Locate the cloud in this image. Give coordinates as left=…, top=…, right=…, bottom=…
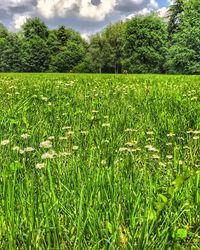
left=157, top=6, right=168, bottom=18
left=0, top=0, right=169, bottom=34
left=36, top=0, right=117, bottom=21
left=1, top=0, right=35, bottom=9
left=126, top=0, right=159, bottom=19
left=12, top=13, right=30, bottom=29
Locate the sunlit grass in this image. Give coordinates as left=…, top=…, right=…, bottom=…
left=0, top=73, right=199, bottom=249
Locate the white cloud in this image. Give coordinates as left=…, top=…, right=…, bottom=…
left=126, top=7, right=150, bottom=19
left=168, top=0, right=174, bottom=5
left=12, top=14, right=30, bottom=30
left=81, top=32, right=90, bottom=42
left=37, top=0, right=117, bottom=21
left=148, top=0, right=158, bottom=9
left=1, top=0, right=33, bottom=9
left=157, top=7, right=168, bottom=18
left=1, top=0, right=165, bottom=34
left=79, top=0, right=117, bottom=20
left=126, top=0, right=158, bottom=19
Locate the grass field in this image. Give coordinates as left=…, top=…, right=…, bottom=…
left=0, top=73, right=199, bottom=249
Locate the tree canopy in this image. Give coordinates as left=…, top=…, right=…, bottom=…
left=0, top=0, right=199, bottom=74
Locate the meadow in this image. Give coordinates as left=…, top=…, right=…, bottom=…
left=0, top=73, right=199, bottom=249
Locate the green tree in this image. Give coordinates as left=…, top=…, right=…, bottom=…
left=3, top=34, right=22, bottom=72
left=88, top=34, right=113, bottom=73
left=20, top=18, right=50, bottom=72
left=48, top=26, right=87, bottom=72
left=168, top=0, right=185, bottom=39
left=167, top=0, right=200, bottom=74
left=0, top=25, right=22, bottom=72
left=22, top=18, right=49, bottom=40
left=21, top=35, right=50, bottom=72
left=102, top=22, right=126, bottom=73
left=50, top=41, right=85, bottom=72
left=123, top=15, right=168, bottom=73
left=0, top=23, right=9, bottom=38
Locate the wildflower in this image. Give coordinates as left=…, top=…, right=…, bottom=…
left=59, top=152, right=72, bottom=157
left=191, top=96, right=197, bottom=101
left=13, top=146, right=20, bottom=151
left=41, top=96, right=48, bottom=101
left=124, top=128, right=137, bottom=132
left=59, top=137, right=68, bottom=140
left=167, top=155, right=173, bottom=160
left=167, top=133, right=175, bottom=137
left=67, top=131, right=74, bottom=135
left=21, top=133, right=30, bottom=139
left=1, top=140, right=10, bottom=146
left=101, top=160, right=107, bottom=165
left=92, top=110, right=98, bottom=113
left=124, top=128, right=133, bottom=132
left=147, top=131, right=154, bottom=135
left=48, top=136, right=55, bottom=140
left=24, top=147, right=35, bottom=152
left=42, top=151, right=56, bottom=159
left=145, top=145, right=158, bottom=152
left=80, top=131, right=88, bottom=135
left=128, top=148, right=137, bottom=152
left=36, top=163, right=45, bottom=169
left=152, top=154, right=160, bottom=160
left=119, top=147, right=128, bottom=152
left=19, top=149, right=25, bottom=154
left=102, top=139, right=109, bottom=144
left=62, top=126, right=72, bottom=130
left=72, top=145, right=79, bottom=151
left=102, top=123, right=110, bottom=127
left=39, top=140, right=52, bottom=149
left=193, top=136, right=199, bottom=140
left=193, top=130, right=200, bottom=134
left=179, top=160, right=184, bottom=165
left=125, top=142, right=134, bottom=147
left=159, top=162, right=166, bottom=167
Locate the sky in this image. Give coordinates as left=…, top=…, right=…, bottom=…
left=0, top=0, right=171, bottom=36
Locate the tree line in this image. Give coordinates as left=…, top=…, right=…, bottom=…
left=0, top=0, right=199, bottom=74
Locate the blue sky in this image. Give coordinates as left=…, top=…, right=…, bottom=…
left=0, top=0, right=170, bottom=36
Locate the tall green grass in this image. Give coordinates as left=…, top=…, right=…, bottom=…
left=0, top=74, right=199, bottom=249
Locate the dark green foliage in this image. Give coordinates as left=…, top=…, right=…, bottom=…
left=0, top=0, right=200, bottom=75
left=168, top=0, right=185, bottom=39
left=0, top=23, right=9, bottom=38
left=167, top=0, right=200, bottom=74
left=21, top=36, right=50, bottom=72
left=50, top=41, right=85, bottom=72
left=0, top=27, right=22, bottom=72
left=88, top=34, right=114, bottom=73
left=47, top=26, right=86, bottom=72
left=123, top=15, right=168, bottom=73
left=102, top=22, right=126, bottom=73
left=22, top=18, right=49, bottom=39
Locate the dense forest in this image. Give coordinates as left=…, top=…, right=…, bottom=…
left=0, top=0, right=199, bottom=74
